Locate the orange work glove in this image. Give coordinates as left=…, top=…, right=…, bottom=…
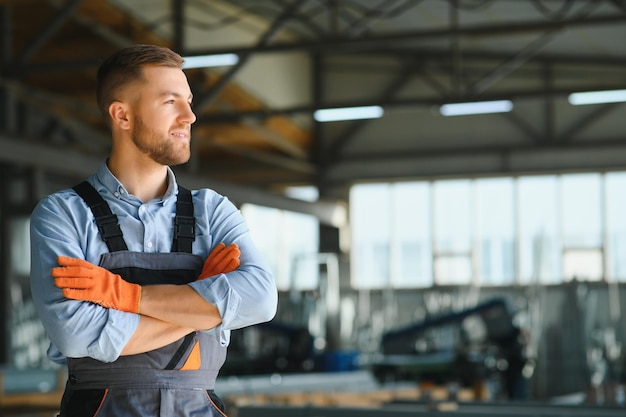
left=52, top=256, right=141, bottom=313
left=198, top=243, right=240, bottom=280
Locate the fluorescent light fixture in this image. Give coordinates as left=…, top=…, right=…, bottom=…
left=313, top=105, right=384, bottom=122
left=568, top=89, right=626, bottom=105
left=439, top=100, right=513, bottom=116
left=182, top=53, right=239, bottom=69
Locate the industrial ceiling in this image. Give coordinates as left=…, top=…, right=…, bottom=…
left=1, top=0, right=626, bottom=210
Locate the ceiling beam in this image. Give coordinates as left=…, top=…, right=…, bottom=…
left=193, top=0, right=310, bottom=113
left=17, top=46, right=626, bottom=76
left=327, top=61, right=416, bottom=160
left=467, top=31, right=556, bottom=96
left=198, top=83, right=626, bottom=123
left=184, top=13, right=626, bottom=57
left=339, top=135, right=626, bottom=163
left=502, top=112, right=543, bottom=144
left=557, top=103, right=622, bottom=143
left=243, top=122, right=309, bottom=159
left=0, top=77, right=109, bottom=150
left=46, top=0, right=146, bottom=50
left=324, top=137, right=626, bottom=183
left=17, top=0, right=85, bottom=64
left=205, top=140, right=316, bottom=174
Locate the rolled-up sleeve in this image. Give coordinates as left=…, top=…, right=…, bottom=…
left=30, top=195, right=139, bottom=363
left=188, top=191, right=278, bottom=344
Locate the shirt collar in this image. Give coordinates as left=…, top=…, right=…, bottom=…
left=95, top=161, right=179, bottom=204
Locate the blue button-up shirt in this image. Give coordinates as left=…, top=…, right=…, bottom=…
left=30, top=162, right=277, bottom=364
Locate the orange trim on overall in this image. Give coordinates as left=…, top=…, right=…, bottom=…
left=180, top=341, right=202, bottom=370
left=92, top=388, right=109, bottom=416
left=206, top=391, right=228, bottom=417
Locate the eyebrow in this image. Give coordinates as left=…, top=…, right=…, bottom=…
left=159, top=91, right=194, bottom=101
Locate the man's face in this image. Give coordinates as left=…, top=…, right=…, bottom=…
left=129, top=65, right=196, bottom=166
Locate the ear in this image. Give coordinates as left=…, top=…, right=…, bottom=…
left=108, top=101, right=131, bottom=130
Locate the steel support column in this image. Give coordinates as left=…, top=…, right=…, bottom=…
left=0, top=165, right=8, bottom=364
left=172, top=0, right=184, bottom=53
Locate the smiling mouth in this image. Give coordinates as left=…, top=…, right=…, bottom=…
left=171, top=131, right=190, bottom=140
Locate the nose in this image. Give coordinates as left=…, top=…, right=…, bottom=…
left=180, top=103, right=196, bottom=125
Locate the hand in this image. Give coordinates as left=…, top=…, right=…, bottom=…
left=198, top=243, right=240, bottom=280
left=52, top=256, right=141, bottom=313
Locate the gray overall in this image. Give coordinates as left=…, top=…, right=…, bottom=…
left=59, top=182, right=228, bottom=417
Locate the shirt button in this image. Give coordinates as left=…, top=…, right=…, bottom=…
left=147, top=242, right=153, bottom=248
left=114, top=192, right=120, bottom=198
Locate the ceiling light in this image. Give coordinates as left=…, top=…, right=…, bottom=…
left=568, top=89, right=626, bottom=105
left=313, top=105, right=384, bottom=122
left=182, top=53, right=239, bottom=69
left=439, top=100, right=513, bottom=116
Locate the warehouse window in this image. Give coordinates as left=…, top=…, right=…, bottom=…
left=605, top=172, right=626, bottom=280
left=560, top=174, right=603, bottom=281
left=241, top=204, right=319, bottom=291
left=433, top=180, right=472, bottom=285
left=350, top=183, right=391, bottom=288
left=392, top=182, right=432, bottom=288
left=517, top=176, right=560, bottom=284
left=475, top=178, right=515, bottom=285
left=351, top=172, right=624, bottom=288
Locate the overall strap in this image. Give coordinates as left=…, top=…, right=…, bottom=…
left=164, top=332, right=196, bottom=370
left=172, top=185, right=195, bottom=253
left=72, top=181, right=128, bottom=253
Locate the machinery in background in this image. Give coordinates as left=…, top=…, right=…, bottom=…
left=221, top=252, right=356, bottom=376
left=371, top=298, right=531, bottom=400
left=221, top=297, right=531, bottom=401
left=220, top=321, right=317, bottom=376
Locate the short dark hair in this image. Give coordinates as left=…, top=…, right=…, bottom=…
left=96, top=44, right=184, bottom=126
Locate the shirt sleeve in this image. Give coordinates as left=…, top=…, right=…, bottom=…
left=30, top=194, right=139, bottom=363
left=188, top=191, right=277, bottom=342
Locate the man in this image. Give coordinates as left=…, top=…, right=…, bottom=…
left=30, top=44, right=277, bottom=416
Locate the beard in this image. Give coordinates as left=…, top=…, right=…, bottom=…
left=131, top=116, right=191, bottom=166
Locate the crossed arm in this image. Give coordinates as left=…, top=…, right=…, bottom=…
left=52, top=243, right=240, bottom=355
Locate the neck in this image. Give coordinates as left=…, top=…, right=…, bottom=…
left=107, top=153, right=169, bottom=202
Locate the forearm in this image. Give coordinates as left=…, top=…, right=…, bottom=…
left=121, top=314, right=195, bottom=356
left=189, top=268, right=276, bottom=331
left=139, top=285, right=222, bottom=330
